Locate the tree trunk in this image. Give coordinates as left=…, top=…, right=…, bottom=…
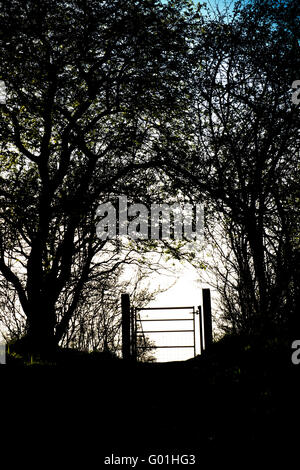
left=24, top=300, right=57, bottom=355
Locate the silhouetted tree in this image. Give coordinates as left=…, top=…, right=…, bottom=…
left=0, top=0, right=197, bottom=353
left=157, top=0, right=300, bottom=337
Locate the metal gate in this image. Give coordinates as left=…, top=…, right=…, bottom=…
left=134, top=306, right=198, bottom=361
left=121, top=289, right=212, bottom=362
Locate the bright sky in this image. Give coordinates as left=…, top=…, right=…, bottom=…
left=144, top=0, right=237, bottom=362
left=141, top=259, right=218, bottom=362
left=147, top=261, right=202, bottom=307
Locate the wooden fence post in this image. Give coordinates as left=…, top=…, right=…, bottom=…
left=121, top=293, right=131, bottom=360
left=202, top=288, right=212, bottom=351
left=198, top=305, right=204, bottom=355
left=131, top=306, right=137, bottom=361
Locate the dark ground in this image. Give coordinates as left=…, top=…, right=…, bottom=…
left=1, top=335, right=299, bottom=467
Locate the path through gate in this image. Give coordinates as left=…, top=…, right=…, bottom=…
left=121, top=289, right=213, bottom=362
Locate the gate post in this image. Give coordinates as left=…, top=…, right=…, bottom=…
left=198, top=305, right=204, bottom=355
left=202, top=288, right=212, bottom=351
left=131, top=306, right=137, bottom=361
left=121, top=293, right=131, bottom=360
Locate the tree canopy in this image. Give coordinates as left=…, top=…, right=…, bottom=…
left=0, top=0, right=198, bottom=353
left=161, top=0, right=300, bottom=337
left=0, top=0, right=299, bottom=355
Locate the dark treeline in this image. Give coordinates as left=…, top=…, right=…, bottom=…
left=0, top=0, right=299, bottom=355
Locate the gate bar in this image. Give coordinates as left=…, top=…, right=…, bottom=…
left=137, top=330, right=195, bottom=333
left=138, top=345, right=194, bottom=349
left=136, top=306, right=195, bottom=311
left=138, top=318, right=194, bottom=322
